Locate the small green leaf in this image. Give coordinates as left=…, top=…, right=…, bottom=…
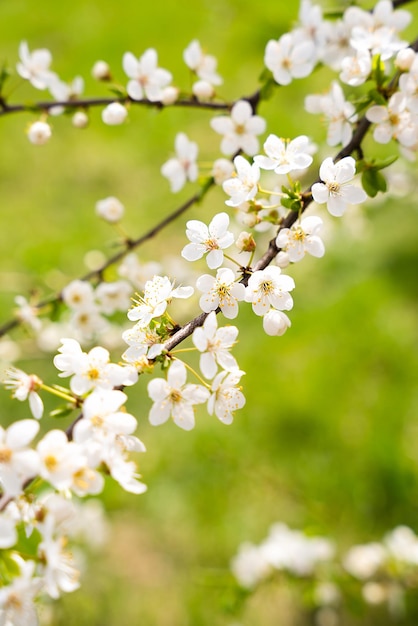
left=50, top=406, right=74, bottom=419
left=372, top=155, right=398, bottom=170
left=362, top=168, right=387, bottom=197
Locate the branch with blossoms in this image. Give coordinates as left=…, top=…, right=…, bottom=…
left=1, top=1, right=418, bottom=624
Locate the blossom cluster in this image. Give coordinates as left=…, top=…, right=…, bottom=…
left=1, top=0, right=417, bottom=623
left=231, top=522, right=418, bottom=621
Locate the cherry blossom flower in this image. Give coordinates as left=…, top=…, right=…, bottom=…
left=264, top=32, right=316, bottom=86
left=311, top=156, right=367, bottom=217
left=53, top=338, right=138, bottom=395
left=254, top=134, right=313, bottom=174
left=0, top=557, right=41, bottom=626
left=102, top=443, right=147, bottom=494
left=275, top=216, right=325, bottom=262
left=127, top=275, right=194, bottom=327
left=147, top=360, right=210, bottom=430
left=196, top=268, right=246, bottom=319
left=73, top=389, right=137, bottom=442
left=366, top=92, right=418, bottom=147
left=37, top=430, right=86, bottom=491
left=192, top=311, right=239, bottom=379
left=305, top=81, right=357, bottom=146
left=245, top=266, right=295, bottom=316
left=183, top=40, right=222, bottom=85
left=212, top=158, right=235, bottom=185
left=48, top=75, right=84, bottom=115
left=62, top=279, right=95, bottom=310
left=123, top=48, right=172, bottom=102
left=210, top=100, right=266, bottom=156
left=161, top=132, right=199, bottom=192
left=339, top=50, right=372, bottom=86
left=207, top=369, right=245, bottom=424
left=27, top=120, right=52, bottom=145
left=118, top=253, right=161, bottom=291
left=95, top=280, right=132, bottom=314
left=95, top=196, right=125, bottom=223
left=343, top=543, right=386, bottom=579
left=38, top=516, right=80, bottom=599
left=263, top=309, right=291, bottom=336
left=2, top=367, right=44, bottom=419
left=222, top=155, right=260, bottom=207
left=17, top=41, right=57, bottom=89
left=0, top=420, right=40, bottom=499
left=181, top=212, right=234, bottom=269
left=122, top=324, right=163, bottom=363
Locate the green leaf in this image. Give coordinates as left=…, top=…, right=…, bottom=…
left=362, top=168, right=387, bottom=198
left=372, top=155, right=398, bottom=170
left=50, top=406, right=74, bottom=419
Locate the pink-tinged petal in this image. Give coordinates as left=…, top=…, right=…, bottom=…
left=311, top=182, right=329, bottom=204
left=200, top=352, right=217, bottom=379
left=149, top=400, right=171, bottom=425
left=327, top=194, right=346, bottom=217
left=172, top=403, right=195, bottom=430
left=341, top=184, right=367, bottom=204
left=305, top=237, right=325, bottom=258
left=206, top=249, right=224, bottom=269
left=231, top=100, right=252, bottom=125
left=122, top=52, right=138, bottom=78
left=182, top=242, right=205, bottom=262
left=167, top=360, right=187, bottom=388
left=6, top=419, right=39, bottom=449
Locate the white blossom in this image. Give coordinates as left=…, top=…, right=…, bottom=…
left=192, top=311, right=239, bottom=379
left=192, top=80, right=215, bottom=100
left=222, top=155, right=260, bottom=207
left=0, top=420, right=40, bottom=499
left=196, top=268, right=246, bottom=319
left=245, top=266, right=295, bottom=316
left=305, top=81, right=357, bottom=147
left=254, top=134, right=313, bottom=174
left=95, top=280, right=132, bottom=314
left=311, top=156, right=367, bottom=217
left=366, top=92, right=418, bottom=147
left=207, top=369, right=245, bottom=424
left=2, top=367, right=44, bottom=419
left=181, top=212, right=234, bottom=269
left=183, top=40, right=222, bottom=85
left=343, top=542, right=386, bottom=579
left=62, top=279, right=95, bottom=310
left=265, top=32, right=316, bottom=86
left=339, top=50, right=372, bottom=86
left=118, top=253, right=162, bottom=291
left=161, top=132, right=199, bottom=192
left=276, top=216, right=325, bottom=262
left=38, top=516, right=80, bottom=599
left=210, top=100, right=266, bottom=156
left=0, top=558, right=41, bottom=626
left=127, top=275, right=193, bottom=327
left=72, top=111, right=89, bottom=128
left=123, top=48, right=172, bottom=102
left=95, top=196, right=125, bottom=223
left=48, top=75, right=84, bottom=115
left=148, top=360, right=209, bottom=430
left=17, top=41, right=57, bottom=89
left=212, top=158, right=235, bottom=185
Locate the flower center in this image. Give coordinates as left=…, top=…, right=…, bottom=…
left=169, top=389, right=182, bottom=403
left=0, top=447, right=12, bottom=463
left=327, top=181, right=341, bottom=194
left=205, top=238, right=219, bottom=251
left=44, top=454, right=58, bottom=471
left=260, top=280, right=273, bottom=294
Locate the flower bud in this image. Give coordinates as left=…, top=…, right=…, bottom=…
left=72, top=111, right=89, bottom=128
left=161, top=86, right=179, bottom=105
left=92, top=60, right=111, bottom=81
left=96, top=196, right=125, bottom=222
left=275, top=250, right=290, bottom=268
left=102, top=102, right=128, bottom=125
left=192, top=79, right=215, bottom=100
left=395, top=48, right=416, bottom=71
left=263, top=309, right=291, bottom=336
left=27, top=120, right=52, bottom=145
left=236, top=231, right=256, bottom=252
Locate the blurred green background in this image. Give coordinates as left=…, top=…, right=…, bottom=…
left=1, top=1, right=418, bottom=624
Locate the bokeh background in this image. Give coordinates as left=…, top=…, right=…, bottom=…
left=1, top=1, right=418, bottom=624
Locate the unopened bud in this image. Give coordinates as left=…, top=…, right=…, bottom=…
left=192, top=79, right=215, bottom=100
left=102, top=102, right=128, bottom=125
left=72, top=111, right=89, bottom=128
left=27, top=120, right=52, bottom=145
left=212, top=158, right=235, bottom=185
left=395, top=48, right=416, bottom=71
left=96, top=196, right=125, bottom=223
left=236, top=231, right=256, bottom=252
left=161, top=86, right=179, bottom=105
left=92, top=60, right=111, bottom=81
